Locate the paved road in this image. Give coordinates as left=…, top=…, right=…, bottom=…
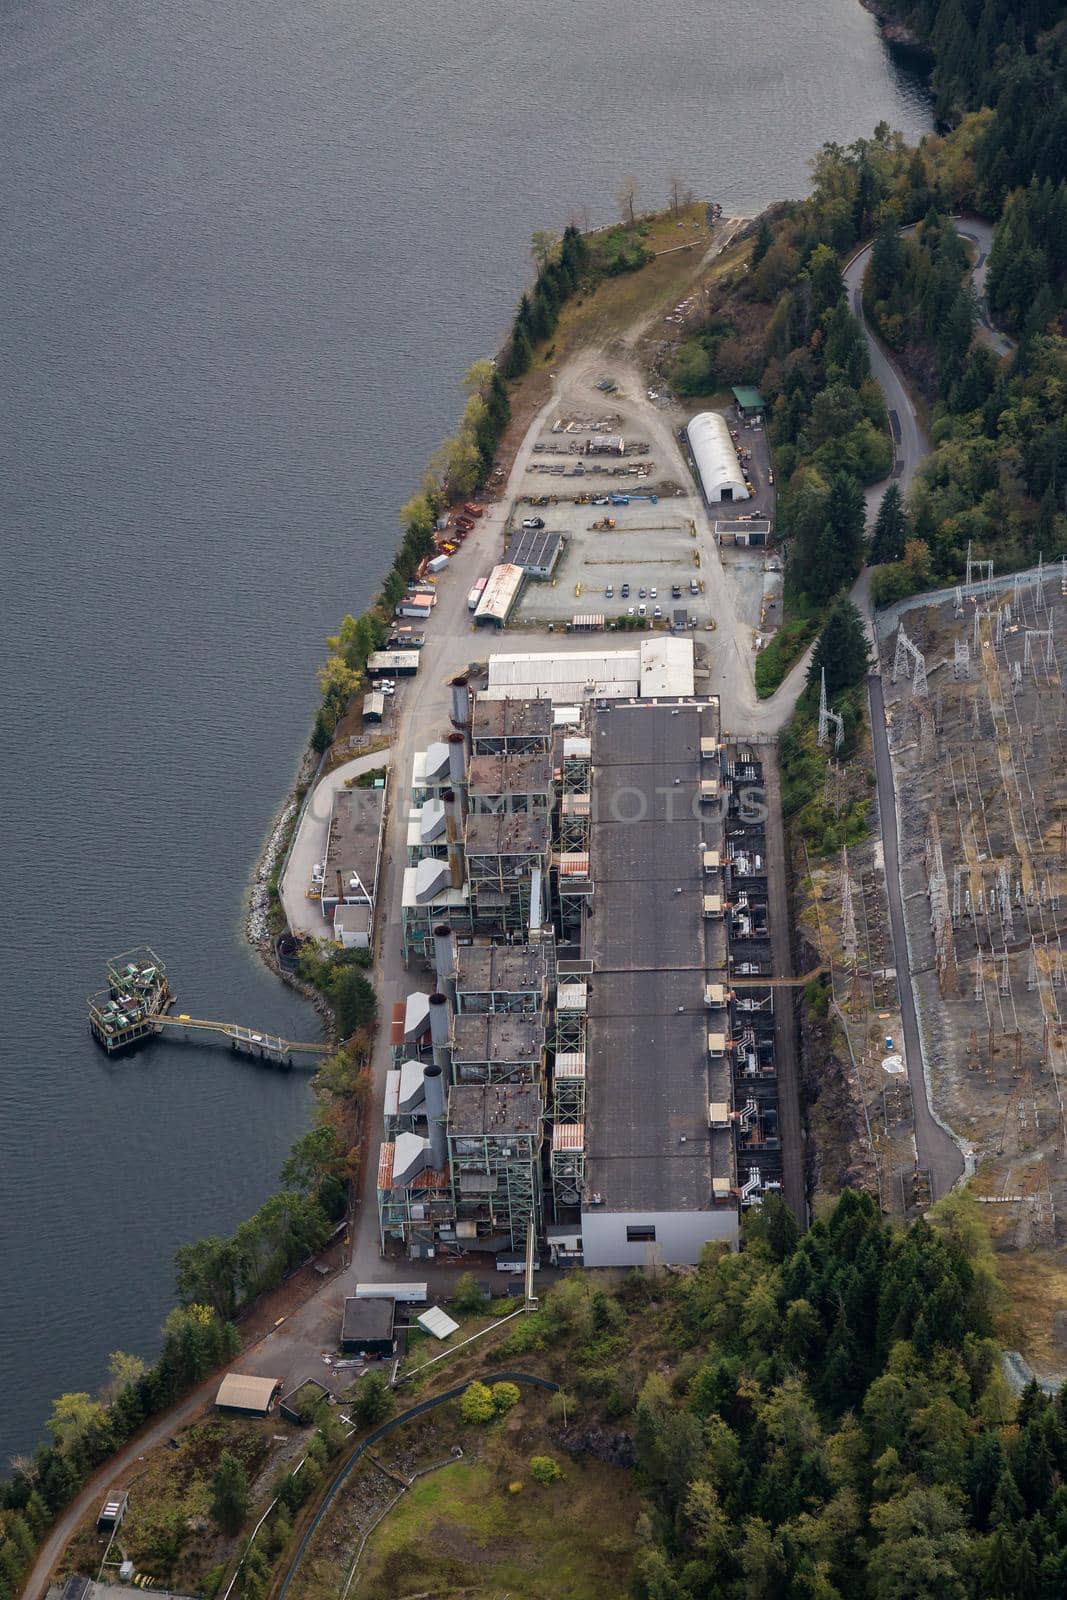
left=867, top=673, right=964, bottom=1199
left=281, top=749, right=394, bottom=938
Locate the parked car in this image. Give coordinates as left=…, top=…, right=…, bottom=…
left=638, top=604, right=648, bottom=619
left=621, top=582, right=630, bottom=599
left=521, top=516, right=545, bottom=529
left=649, top=587, right=658, bottom=599
left=653, top=605, right=663, bottom=620
left=638, top=586, right=647, bottom=599
left=768, top=470, right=774, bottom=485
left=690, top=578, right=700, bottom=595
left=671, top=583, right=682, bottom=599
left=311, top=863, right=324, bottom=883
left=605, top=584, right=614, bottom=599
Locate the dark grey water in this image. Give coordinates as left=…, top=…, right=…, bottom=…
left=0, top=0, right=930, bottom=1460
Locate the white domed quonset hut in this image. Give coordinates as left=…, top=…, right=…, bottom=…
left=686, top=411, right=749, bottom=504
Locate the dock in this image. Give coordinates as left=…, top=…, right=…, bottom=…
left=87, top=949, right=328, bottom=1068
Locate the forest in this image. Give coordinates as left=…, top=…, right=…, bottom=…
left=623, top=1191, right=1067, bottom=1600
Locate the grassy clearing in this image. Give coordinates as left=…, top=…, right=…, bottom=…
left=355, top=1433, right=639, bottom=1600
left=542, top=205, right=712, bottom=356
left=990, top=1241, right=1067, bottom=1376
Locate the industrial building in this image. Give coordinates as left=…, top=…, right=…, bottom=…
left=340, top=1296, right=396, bottom=1357
left=473, top=563, right=526, bottom=627
left=686, top=412, right=750, bottom=504
left=214, top=1374, right=282, bottom=1415
left=578, top=699, right=739, bottom=1266
left=508, top=527, right=563, bottom=579
left=375, top=672, right=795, bottom=1272
left=731, top=385, right=766, bottom=419
left=320, top=784, right=386, bottom=921
left=482, top=637, right=695, bottom=702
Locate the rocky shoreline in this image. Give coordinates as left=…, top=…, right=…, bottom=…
left=858, top=0, right=932, bottom=55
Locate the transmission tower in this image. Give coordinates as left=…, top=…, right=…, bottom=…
left=892, top=624, right=928, bottom=697
left=817, top=668, right=845, bottom=752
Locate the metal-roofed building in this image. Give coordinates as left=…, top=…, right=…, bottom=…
left=731, top=385, right=765, bottom=418
left=485, top=649, right=641, bottom=703
left=686, top=412, right=749, bottom=504
left=580, top=698, right=738, bottom=1266
left=508, top=528, right=563, bottom=579
left=639, top=636, right=695, bottom=697
left=473, top=563, right=525, bottom=627
left=215, top=1373, right=282, bottom=1415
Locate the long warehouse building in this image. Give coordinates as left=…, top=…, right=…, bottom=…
left=686, top=411, right=749, bottom=504
left=581, top=697, right=737, bottom=1265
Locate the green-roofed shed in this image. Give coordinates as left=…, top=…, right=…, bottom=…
left=731, top=386, right=765, bottom=417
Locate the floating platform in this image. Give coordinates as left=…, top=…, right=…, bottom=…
left=87, top=948, right=328, bottom=1067
left=87, top=947, right=173, bottom=1053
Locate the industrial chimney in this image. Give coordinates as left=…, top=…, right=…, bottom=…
left=446, top=732, right=468, bottom=818
left=423, top=1063, right=448, bottom=1174
left=433, top=923, right=458, bottom=1010
left=442, top=788, right=466, bottom=889
left=450, top=676, right=473, bottom=763
left=428, top=990, right=453, bottom=1078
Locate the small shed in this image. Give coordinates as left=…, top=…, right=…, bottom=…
left=341, top=1296, right=397, bottom=1357
left=362, top=691, right=385, bottom=724
left=214, top=1373, right=282, bottom=1415
left=731, top=385, right=765, bottom=418
left=417, top=1305, right=460, bottom=1341
left=334, top=902, right=372, bottom=949
left=97, top=1488, right=129, bottom=1531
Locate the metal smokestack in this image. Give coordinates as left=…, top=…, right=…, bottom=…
left=423, top=1064, right=448, bottom=1173
left=443, top=788, right=465, bottom=889
left=447, top=733, right=468, bottom=819
left=428, top=991, right=452, bottom=1078
left=433, top=923, right=458, bottom=1010
left=450, top=676, right=473, bottom=763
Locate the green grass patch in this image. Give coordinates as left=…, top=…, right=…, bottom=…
left=755, top=613, right=820, bottom=697
left=357, top=1451, right=639, bottom=1600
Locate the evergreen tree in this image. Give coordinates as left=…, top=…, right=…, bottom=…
left=807, top=597, right=870, bottom=698
left=752, top=216, right=774, bottom=267
left=210, top=1451, right=251, bottom=1534
left=870, top=483, right=908, bottom=564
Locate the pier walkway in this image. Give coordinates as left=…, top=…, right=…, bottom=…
left=147, top=1013, right=328, bottom=1064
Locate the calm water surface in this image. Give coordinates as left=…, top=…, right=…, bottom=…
left=0, top=0, right=930, bottom=1458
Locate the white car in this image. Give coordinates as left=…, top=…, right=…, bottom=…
left=521, top=516, right=545, bottom=529
left=311, top=863, right=325, bottom=883
left=649, top=587, right=658, bottom=599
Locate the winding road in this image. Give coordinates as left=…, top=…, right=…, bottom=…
left=843, top=214, right=1012, bottom=1199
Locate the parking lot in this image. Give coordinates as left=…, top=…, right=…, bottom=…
left=504, top=364, right=723, bottom=627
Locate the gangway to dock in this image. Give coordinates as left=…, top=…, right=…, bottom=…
left=147, top=1013, right=329, bottom=1066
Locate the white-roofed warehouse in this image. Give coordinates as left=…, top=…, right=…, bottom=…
left=686, top=412, right=749, bottom=504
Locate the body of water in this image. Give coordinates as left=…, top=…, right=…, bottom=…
left=0, top=0, right=931, bottom=1460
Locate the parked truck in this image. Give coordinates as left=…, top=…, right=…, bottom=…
left=467, top=575, right=488, bottom=612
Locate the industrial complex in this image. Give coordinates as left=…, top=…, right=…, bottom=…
left=374, top=656, right=798, bottom=1270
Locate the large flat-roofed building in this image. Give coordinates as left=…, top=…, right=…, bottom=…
left=468, top=750, right=554, bottom=814
left=451, top=1012, right=545, bottom=1084
left=455, top=942, right=551, bottom=1013
left=581, top=699, right=737, bottom=1266
left=321, top=785, right=386, bottom=919
left=481, top=639, right=694, bottom=704
left=471, top=695, right=554, bottom=755
left=686, top=411, right=749, bottom=504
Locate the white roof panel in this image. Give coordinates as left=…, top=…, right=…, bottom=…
left=417, top=1305, right=461, bottom=1340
